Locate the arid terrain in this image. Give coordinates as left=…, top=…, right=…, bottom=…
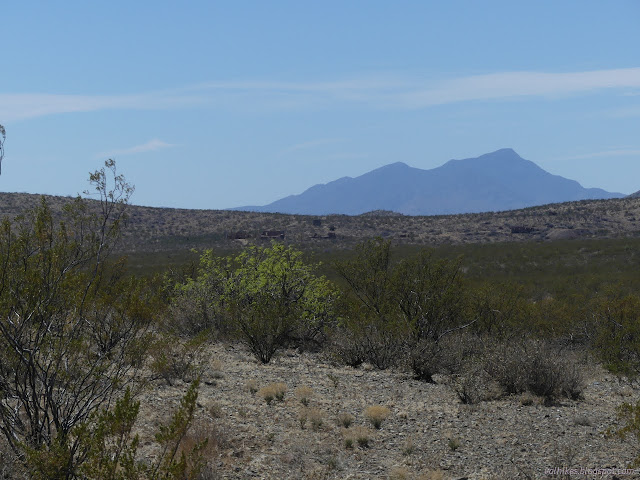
left=138, top=342, right=640, bottom=480
left=3, top=192, right=640, bottom=479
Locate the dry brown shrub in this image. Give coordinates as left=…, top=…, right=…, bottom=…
left=179, top=417, right=228, bottom=480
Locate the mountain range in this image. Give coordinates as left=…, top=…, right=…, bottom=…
left=234, top=149, right=625, bottom=216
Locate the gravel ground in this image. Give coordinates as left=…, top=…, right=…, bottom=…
left=134, top=342, right=640, bottom=480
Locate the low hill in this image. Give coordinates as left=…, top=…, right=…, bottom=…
left=234, top=149, right=624, bottom=215
left=1, top=192, right=639, bottom=255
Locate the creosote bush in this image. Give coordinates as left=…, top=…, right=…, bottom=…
left=0, top=160, right=163, bottom=476
left=484, top=338, right=584, bottom=402
left=334, top=238, right=471, bottom=371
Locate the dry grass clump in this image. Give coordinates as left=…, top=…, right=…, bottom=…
left=258, top=382, right=287, bottom=405
left=210, top=359, right=224, bottom=380
left=416, top=471, right=445, bottom=480
left=364, top=405, right=391, bottom=429
left=337, top=412, right=354, bottom=428
left=272, top=382, right=287, bottom=401
left=246, top=378, right=259, bottom=394
left=343, top=426, right=373, bottom=449
left=298, top=407, right=324, bottom=431
left=307, top=408, right=324, bottom=431
left=389, top=466, right=411, bottom=480
left=295, top=385, right=314, bottom=406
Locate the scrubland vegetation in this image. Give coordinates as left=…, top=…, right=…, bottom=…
left=2, top=163, right=640, bottom=478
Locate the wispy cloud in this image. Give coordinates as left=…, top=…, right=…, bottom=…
left=2, top=67, right=640, bottom=121
left=97, top=139, right=177, bottom=158
left=199, top=68, right=640, bottom=109
left=0, top=91, right=205, bottom=122
left=554, top=148, right=640, bottom=161
left=280, top=138, right=344, bottom=154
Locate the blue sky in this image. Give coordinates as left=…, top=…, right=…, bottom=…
left=1, top=1, right=639, bottom=209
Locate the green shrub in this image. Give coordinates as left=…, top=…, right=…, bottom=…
left=180, top=243, right=338, bottom=363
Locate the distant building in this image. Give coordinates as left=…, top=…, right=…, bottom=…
left=227, top=231, right=251, bottom=240
left=510, top=226, right=536, bottom=234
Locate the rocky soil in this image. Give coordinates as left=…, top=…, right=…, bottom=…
left=137, top=343, right=640, bottom=480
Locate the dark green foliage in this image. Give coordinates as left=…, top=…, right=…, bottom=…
left=590, top=290, right=640, bottom=377
left=334, top=238, right=470, bottom=370
left=392, top=249, right=466, bottom=342
left=334, top=238, right=395, bottom=319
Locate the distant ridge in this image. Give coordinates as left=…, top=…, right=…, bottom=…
left=233, top=149, right=624, bottom=216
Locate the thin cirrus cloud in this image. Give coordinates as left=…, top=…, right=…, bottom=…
left=1, top=67, right=640, bottom=121
left=0, top=91, right=206, bottom=122
left=554, top=149, right=640, bottom=161
left=97, top=139, right=177, bottom=159
left=280, top=138, right=344, bottom=154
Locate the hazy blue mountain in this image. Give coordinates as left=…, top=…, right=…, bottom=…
left=233, top=149, right=624, bottom=215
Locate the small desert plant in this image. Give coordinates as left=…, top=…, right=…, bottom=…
left=308, top=408, right=324, bottom=431
left=210, top=359, right=224, bottom=380
left=273, top=382, right=287, bottom=401
left=573, top=413, right=593, bottom=427
left=343, top=426, right=372, bottom=449
left=246, top=378, right=259, bottom=394
left=258, top=385, right=275, bottom=405
left=295, top=386, right=314, bottom=406
left=389, top=467, right=411, bottom=480
left=355, top=427, right=371, bottom=448
left=447, top=437, right=461, bottom=451
left=258, top=382, right=287, bottom=405
left=365, top=405, right=391, bottom=429
left=326, top=456, right=339, bottom=471
left=337, top=413, right=354, bottom=428
left=402, top=437, right=416, bottom=456
left=607, top=400, right=640, bottom=467
left=298, top=410, right=308, bottom=429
